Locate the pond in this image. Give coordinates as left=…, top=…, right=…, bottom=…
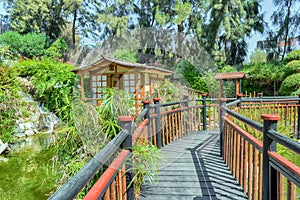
left=0, top=134, right=62, bottom=200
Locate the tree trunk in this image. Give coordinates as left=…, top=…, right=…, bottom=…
left=281, top=0, right=292, bottom=61
left=72, top=10, right=77, bottom=48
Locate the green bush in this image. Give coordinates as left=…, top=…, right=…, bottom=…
left=0, top=31, right=22, bottom=55
left=279, top=73, right=300, bottom=95
left=0, top=63, right=22, bottom=142
left=0, top=31, right=48, bottom=58
left=281, top=60, right=300, bottom=79
left=15, top=58, right=76, bottom=123
left=45, top=38, right=68, bottom=59
left=284, top=49, right=300, bottom=62
left=19, top=32, right=47, bottom=58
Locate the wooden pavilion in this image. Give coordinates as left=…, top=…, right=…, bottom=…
left=214, top=72, right=246, bottom=98
left=72, top=56, right=173, bottom=110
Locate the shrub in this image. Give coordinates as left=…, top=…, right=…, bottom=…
left=19, top=32, right=47, bottom=58
left=45, top=38, right=68, bottom=59
left=0, top=64, right=22, bottom=142
left=0, top=31, right=22, bottom=55
left=284, top=49, right=300, bottom=62
left=279, top=73, right=300, bottom=95
left=281, top=60, right=300, bottom=79
left=15, top=58, right=76, bottom=123
left=0, top=31, right=48, bottom=58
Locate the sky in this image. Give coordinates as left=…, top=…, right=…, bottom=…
left=0, top=0, right=286, bottom=59
left=246, top=0, right=275, bottom=59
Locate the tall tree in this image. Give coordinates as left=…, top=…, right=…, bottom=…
left=271, top=0, right=300, bottom=60
left=5, top=0, right=66, bottom=40
left=203, top=0, right=264, bottom=65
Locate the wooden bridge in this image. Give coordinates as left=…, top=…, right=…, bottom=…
left=49, top=94, right=300, bottom=200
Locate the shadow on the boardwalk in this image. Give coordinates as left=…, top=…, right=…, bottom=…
left=139, top=131, right=248, bottom=200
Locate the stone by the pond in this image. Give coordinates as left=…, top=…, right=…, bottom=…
left=25, top=130, right=35, bottom=136
left=0, top=139, right=9, bottom=155
left=0, top=157, right=8, bottom=162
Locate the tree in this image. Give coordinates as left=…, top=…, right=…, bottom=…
left=5, top=0, right=66, bottom=40
left=250, top=48, right=267, bottom=64
left=271, top=0, right=300, bottom=60
left=203, top=0, right=264, bottom=66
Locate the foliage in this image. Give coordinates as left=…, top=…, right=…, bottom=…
left=95, top=88, right=133, bottom=138
left=218, top=65, right=237, bottom=73
left=241, top=61, right=285, bottom=95
left=14, top=58, right=76, bottom=123
left=5, top=0, right=65, bottom=40
left=204, top=0, right=264, bottom=65
left=250, top=48, right=267, bottom=64
left=112, top=49, right=138, bottom=62
left=270, top=0, right=300, bottom=60
left=0, top=31, right=22, bottom=55
left=0, top=31, right=47, bottom=58
left=175, top=60, right=208, bottom=92
left=284, top=49, right=300, bottom=62
left=131, top=141, right=163, bottom=197
left=152, top=79, right=187, bottom=103
left=281, top=60, right=300, bottom=80
left=19, top=32, right=47, bottom=58
left=45, top=38, right=68, bottom=59
left=279, top=73, right=300, bottom=96
left=0, top=64, right=22, bottom=142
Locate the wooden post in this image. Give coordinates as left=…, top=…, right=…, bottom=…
left=142, top=100, right=151, bottom=142
left=219, top=80, right=223, bottom=98
left=202, top=93, right=207, bottom=130
left=219, top=98, right=227, bottom=158
left=297, top=94, right=300, bottom=139
left=118, top=116, right=134, bottom=200
left=80, top=74, right=85, bottom=101
left=236, top=93, right=242, bottom=108
left=235, top=79, right=240, bottom=96
left=184, top=94, right=190, bottom=135
left=153, top=98, right=162, bottom=148
left=261, top=114, right=279, bottom=200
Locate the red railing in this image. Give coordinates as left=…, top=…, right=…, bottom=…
left=220, top=95, right=300, bottom=200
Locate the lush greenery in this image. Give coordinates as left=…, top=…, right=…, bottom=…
left=14, top=59, right=76, bottom=123
left=2, top=0, right=298, bottom=65
left=0, top=31, right=68, bottom=59
left=0, top=63, right=22, bottom=141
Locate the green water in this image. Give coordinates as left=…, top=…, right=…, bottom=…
left=0, top=136, right=62, bottom=200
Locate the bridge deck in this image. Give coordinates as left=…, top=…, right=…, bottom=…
left=139, top=130, right=248, bottom=200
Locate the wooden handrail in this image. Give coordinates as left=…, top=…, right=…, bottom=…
left=220, top=95, right=300, bottom=200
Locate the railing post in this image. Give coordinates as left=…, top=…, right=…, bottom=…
left=153, top=98, right=162, bottom=148
left=184, top=94, right=190, bottom=134
left=297, top=94, right=300, bottom=139
left=236, top=93, right=242, bottom=108
left=202, top=93, right=207, bottom=130
left=219, top=98, right=227, bottom=158
left=118, top=116, right=134, bottom=200
left=142, top=100, right=151, bottom=142
left=261, top=114, right=279, bottom=200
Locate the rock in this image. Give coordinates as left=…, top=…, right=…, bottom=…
left=0, top=157, right=8, bottom=162
left=24, top=122, right=34, bottom=130
left=14, top=133, right=26, bottom=138
left=25, top=129, right=35, bottom=136
left=0, top=140, right=9, bottom=155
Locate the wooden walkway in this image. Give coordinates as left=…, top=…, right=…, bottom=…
left=139, top=130, right=248, bottom=200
